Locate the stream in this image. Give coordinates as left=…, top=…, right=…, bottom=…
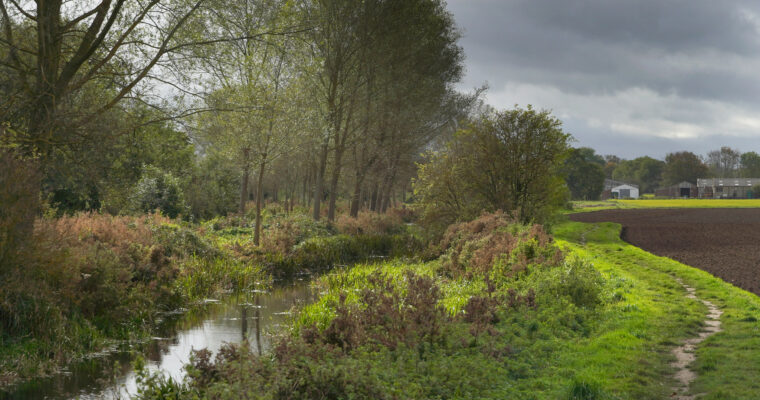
left=1, top=281, right=316, bottom=400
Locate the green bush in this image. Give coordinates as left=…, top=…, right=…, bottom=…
left=259, top=233, right=423, bottom=280
left=130, top=166, right=188, bottom=218
left=533, top=256, right=605, bottom=309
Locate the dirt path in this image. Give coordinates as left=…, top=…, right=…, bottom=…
left=670, top=278, right=723, bottom=400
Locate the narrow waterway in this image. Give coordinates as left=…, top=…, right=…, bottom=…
left=1, top=281, right=316, bottom=400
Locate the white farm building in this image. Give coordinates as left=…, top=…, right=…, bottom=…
left=611, top=184, right=639, bottom=199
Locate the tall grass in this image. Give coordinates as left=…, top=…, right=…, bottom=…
left=134, top=212, right=610, bottom=399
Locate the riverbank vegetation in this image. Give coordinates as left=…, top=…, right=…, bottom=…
left=0, top=202, right=419, bottom=388
left=133, top=214, right=760, bottom=399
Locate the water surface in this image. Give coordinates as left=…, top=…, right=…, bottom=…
left=1, top=282, right=315, bottom=399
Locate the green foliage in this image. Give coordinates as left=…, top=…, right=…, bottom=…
left=740, top=151, right=760, bottom=178
left=184, top=154, right=239, bottom=219
left=565, top=148, right=606, bottom=200
left=0, top=213, right=265, bottom=386
left=566, top=378, right=611, bottom=400
left=612, top=156, right=665, bottom=193
left=130, top=166, right=188, bottom=219
left=414, top=105, right=572, bottom=231
left=155, top=214, right=616, bottom=399
left=663, top=151, right=708, bottom=185
left=532, top=256, right=605, bottom=309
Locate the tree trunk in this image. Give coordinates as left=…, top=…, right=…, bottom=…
left=349, top=171, right=364, bottom=217
left=312, top=142, right=329, bottom=220
left=327, top=146, right=345, bottom=222
left=239, top=149, right=251, bottom=214
left=30, top=0, right=63, bottom=155
left=369, top=180, right=379, bottom=212
left=254, top=159, right=266, bottom=246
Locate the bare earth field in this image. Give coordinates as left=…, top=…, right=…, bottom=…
left=570, top=208, right=760, bottom=296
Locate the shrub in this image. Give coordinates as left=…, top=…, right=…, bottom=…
left=437, top=211, right=563, bottom=282
left=0, top=149, right=39, bottom=272
left=130, top=166, right=188, bottom=218
left=534, top=256, right=605, bottom=309
left=260, top=212, right=333, bottom=254
left=303, top=271, right=446, bottom=352
left=335, top=211, right=404, bottom=236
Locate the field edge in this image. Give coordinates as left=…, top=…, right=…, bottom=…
left=554, top=220, right=760, bottom=399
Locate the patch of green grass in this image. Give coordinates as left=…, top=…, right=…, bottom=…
left=285, top=223, right=700, bottom=399
left=554, top=221, right=760, bottom=399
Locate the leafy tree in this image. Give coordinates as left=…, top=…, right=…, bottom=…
left=573, top=147, right=605, bottom=166
left=612, top=156, right=664, bottom=193
left=565, top=148, right=605, bottom=200
left=414, top=106, right=571, bottom=229
left=603, top=154, right=621, bottom=178
left=129, top=166, right=187, bottom=219
left=663, top=151, right=708, bottom=185
left=740, top=151, right=760, bottom=178
left=0, top=0, right=215, bottom=156
left=184, top=154, right=240, bottom=219
left=191, top=0, right=304, bottom=244
left=706, top=146, right=741, bottom=177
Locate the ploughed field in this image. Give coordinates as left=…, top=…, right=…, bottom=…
left=570, top=208, right=760, bottom=295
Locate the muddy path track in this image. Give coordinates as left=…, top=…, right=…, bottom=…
left=670, top=279, right=723, bottom=400
left=568, top=211, right=737, bottom=399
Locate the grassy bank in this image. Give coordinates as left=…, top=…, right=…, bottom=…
left=0, top=213, right=266, bottom=388
left=0, top=208, right=418, bottom=390
left=134, top=212, right=760, bottom=399
left=554, top=221, right=760, bottom=399
left=131, top=212, right=653, bottom=399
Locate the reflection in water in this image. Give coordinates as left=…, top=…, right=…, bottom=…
left=1, top=282, right=315, bottom=400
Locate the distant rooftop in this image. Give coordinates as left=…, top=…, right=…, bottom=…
left=697, top=178, right=760, bottom=188
left=604, top=178, right=638, bottom=190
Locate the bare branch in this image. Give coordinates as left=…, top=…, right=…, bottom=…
left=6, top=0, right=35, bottom=21
left=83, top=0, right=206, bottom=123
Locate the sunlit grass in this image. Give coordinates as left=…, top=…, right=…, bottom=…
left=554, top=221, right=760, bottom=399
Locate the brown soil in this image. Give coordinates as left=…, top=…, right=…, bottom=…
left=570, top=208, right=760, bottom=296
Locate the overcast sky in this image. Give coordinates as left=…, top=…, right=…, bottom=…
left=447, top=0, right=760, bottom=159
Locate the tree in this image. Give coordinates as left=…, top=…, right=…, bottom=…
left=129, top=166, right=187, bottom=218
left=663, top=151, right=708, bottom=185
left=345, top=0, right=464, bottom=217
left=603, top=154, right=621, bottom=178
left=0, top=0, right=216, bottom=156
left=706, top=146, right=741, bottom=177
left=565, top=148, right=605, bottom=200
left=740, top=151, right=760, bottom=178
left=612, top=156, right=664, bottom=193
left=187, top=0, right=309, bottom=244
left=414, top=106, right=571, bottom=228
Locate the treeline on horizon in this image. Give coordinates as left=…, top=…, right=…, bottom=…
left=565, top=145, right=760, bottom=200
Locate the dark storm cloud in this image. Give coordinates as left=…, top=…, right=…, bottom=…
left=447, top=0, right=760, bottom=158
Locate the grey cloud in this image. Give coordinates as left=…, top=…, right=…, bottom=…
left=450, top=0, right=760, bottom=99
left=447, top=0, right=760, bottom=157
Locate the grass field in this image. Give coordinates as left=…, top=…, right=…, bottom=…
left=570, top=198, right=760, bottom=213
left=554, top=221, right=760, bottom=399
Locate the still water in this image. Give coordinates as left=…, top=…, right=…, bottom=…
left=2, top=282, right=316, bottom=399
